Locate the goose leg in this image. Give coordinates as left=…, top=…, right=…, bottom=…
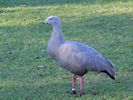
left=72, top=74, right=77, bottom=95
left=79, top=76, right=85, bottom=96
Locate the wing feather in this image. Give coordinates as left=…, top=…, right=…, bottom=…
left=58, top=41, right=115, bottom=76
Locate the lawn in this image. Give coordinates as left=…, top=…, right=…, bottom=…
left=0, top=0, right=133, bottom=100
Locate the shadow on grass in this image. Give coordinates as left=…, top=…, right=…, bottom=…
left=0, top=0, right=131, bottom=7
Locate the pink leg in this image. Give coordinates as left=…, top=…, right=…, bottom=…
left=80, top=76, right=85, bottom=96
left=72, top=74, right=77, bottom=95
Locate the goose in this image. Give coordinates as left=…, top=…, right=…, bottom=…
left=43, top=16, right=115, bottom=96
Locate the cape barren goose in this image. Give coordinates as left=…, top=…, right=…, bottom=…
left=43, top=16, right=115, bottom=96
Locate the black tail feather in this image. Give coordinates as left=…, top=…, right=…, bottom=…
left=101, top=70, right=115, bottom=80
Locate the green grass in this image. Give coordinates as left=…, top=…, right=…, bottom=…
left=0, top=0, right=133, bottom=100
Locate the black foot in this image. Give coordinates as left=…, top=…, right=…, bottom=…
left=72, top=90, right=76, bottom=96
left=79, top=91, right=85, bottom=96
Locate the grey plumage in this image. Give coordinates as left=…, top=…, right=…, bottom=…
left=44, top=16, right=115, bottom=80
